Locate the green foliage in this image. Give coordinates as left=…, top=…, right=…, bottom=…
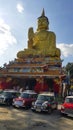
left=66, top=63, right=73, bottom=79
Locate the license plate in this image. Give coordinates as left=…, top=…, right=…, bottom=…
left=15, top=105, right=20, bottom=108
left=36, top=108, right=41, bottom=112
left=15, top=101, right=23, bottom=106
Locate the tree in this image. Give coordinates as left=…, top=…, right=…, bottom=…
left=66, top=63, right=73, bottom=79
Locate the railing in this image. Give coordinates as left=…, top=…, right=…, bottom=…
left=0, top=70, right=62, bottom=77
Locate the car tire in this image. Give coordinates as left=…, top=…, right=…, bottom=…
left=55, top=104, right=58, bottom=110
left=31, top=109, right=35, bottom=112
left=60, top=112, right=67, bottom=117
left=48, top=107, right=52, bottom=114
left=6, top=102, right=10, bottom=106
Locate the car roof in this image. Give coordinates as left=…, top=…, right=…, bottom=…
left=66, top=96, right=73, bottom=98
left=39, top=92, right=54, bottom=96
left=4, top=89, right=19, bottom=93
left=22, top=90, right=37, bottom=94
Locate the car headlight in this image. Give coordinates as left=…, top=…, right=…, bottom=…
left=23, top=100, right=25, bottom=103
left=3, top=97, right=6, bottom=101
left=32, top=101, right=35, bottom=106
left=61, top=105, right=65, bottom=109
left=13, top=99, right=15, bottom=102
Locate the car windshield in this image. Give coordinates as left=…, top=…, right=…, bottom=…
left=1, top=92, right=12, bottom=97
left=1, top=91, right=19, bottom=97
left=37, top=95, right=51, bottom=101
left=65, top=98, right=73, bottom=103
left=19, top=93, right=30, bottom=98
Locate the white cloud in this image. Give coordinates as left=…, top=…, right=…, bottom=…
left=57, top=43, right=73, bottom=57
left=16, top=3, right=24, bottom=13
left=0, top=18, right=17, bottom=56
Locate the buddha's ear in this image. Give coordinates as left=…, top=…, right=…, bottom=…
left=28, top=27, right=34, bottom=39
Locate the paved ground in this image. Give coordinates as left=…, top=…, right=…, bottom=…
left=0, top=105, right=73, bottom=130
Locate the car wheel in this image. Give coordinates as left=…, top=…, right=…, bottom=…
left=25, top=105, right=30, bottom=109
left=55, top=104, right=58, bottom=110
left=48, top=107, right=52, bottom=114
left=6, top=100, right=11, bottom=106
left=60, top=112, right=67, bottom=117
left=31, top=109, right=35, bottom=112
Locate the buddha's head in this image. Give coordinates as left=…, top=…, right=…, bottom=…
left=37, top=9, right=49, bottom=31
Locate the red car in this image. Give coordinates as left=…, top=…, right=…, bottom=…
left=12, top=90, right=37, bottom=108
left=61, top=96, right=73, bottom=117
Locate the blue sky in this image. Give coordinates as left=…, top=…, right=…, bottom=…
left=0, top=0, right=73, bottom=67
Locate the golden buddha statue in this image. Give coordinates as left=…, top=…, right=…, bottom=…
left=17, top=9, right=61, bottom=59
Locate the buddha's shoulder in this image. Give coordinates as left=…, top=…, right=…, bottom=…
left=35, top=30, right=55, bottom=35
left=48, top=31, right=56, bottom=36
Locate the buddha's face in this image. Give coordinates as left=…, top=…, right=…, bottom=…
left=37, top=17, right=49, bottom=31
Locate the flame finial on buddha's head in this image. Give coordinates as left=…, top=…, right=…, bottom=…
left=41, top=8, right=45, bottom=17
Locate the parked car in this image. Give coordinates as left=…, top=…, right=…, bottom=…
left=12, top=90, right=37, bottom=108
left=31, top=92, right=58, bottom=114
left=0, top=89, right=20, bottom=105
left=61, top=96, right=73, bottom=117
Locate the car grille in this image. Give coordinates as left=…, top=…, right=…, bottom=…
left=36, top=104, right=41, bottom=108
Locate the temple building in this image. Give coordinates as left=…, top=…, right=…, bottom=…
left=0, top=9, right=66, bottom=93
